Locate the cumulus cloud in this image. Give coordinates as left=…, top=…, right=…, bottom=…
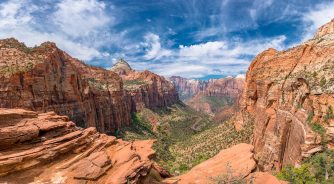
left=301, top=1, right=334, bottom=41
left=179, top=41, right=227, bottom=58
left=142, top=33, right=172, bottom=60
left=179, top=35, right=286, bottom=59
left=303, top=2, right=334, bottom=29
left=132, top=34, right=286, bottom=78
left=0, top=0, right=112, bottom=61
left=52, top=0, right=111, bottom=38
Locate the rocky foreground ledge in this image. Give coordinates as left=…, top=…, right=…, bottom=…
left=164, top=144, right=286, bottom=184
left=0, top=108, right=168, bottom=184
left=0, top=108, right=285, bottom=184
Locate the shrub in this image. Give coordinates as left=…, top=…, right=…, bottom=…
left=276, top=164, right=316, bottom=184
left=320, top=77, right=327, bottom=87
left=310, top=122, right=326, bottom=135
left=211, top=163, right=245, bottom=184
left=324, top=106, right=334, bottom=123
left=277, top=150, right=334, bottom=183
left=307, top=112, right=314, bottom=123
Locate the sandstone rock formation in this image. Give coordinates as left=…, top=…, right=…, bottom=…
left=169, top=76, right=208, bottom=100
left=163, top=143, right=286, bottom=184
left=315, top=18, right=334, bottom=38
left=247, top=172, right=287, bottom=184
left=186, top=77, right=244, bottom=120
left=164, top=143, right=256, bottom=184
left=0, top=108, right=167, bottom=184
left=243, top=19, right=334, bottom=171
left=111, top=60, right=179, bottom=112
left=0, top=39, right=179, bottom=133
left=110, top=58, right=133, bottom=76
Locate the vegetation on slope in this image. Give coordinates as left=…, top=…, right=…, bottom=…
left=118, top=103, right=253, bottom=175
left=200, top=96, right=235, bottom=112
left=277, top=150, right=334, bottom=184
left=123, top=79, right=147, bottom=90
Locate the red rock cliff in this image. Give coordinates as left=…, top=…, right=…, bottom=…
left=0, top=39, right=179, bottom=133
left=0, top=38, right=131, bottom=133
left=111, top=60, right=180, bottom=112
left=243, top=20, right=334, bottom=171
left=185, top=77, right=244, bottom=121
left=169, top=76, right=209, bottom=100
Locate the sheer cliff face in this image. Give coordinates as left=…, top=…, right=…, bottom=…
left=0, top=39, right=178, bottom=133
left=243, top=20, right=334, bottom=171
left=122, top=70, right=180, bottom=112
left=111, top=61, right=180, bottom=112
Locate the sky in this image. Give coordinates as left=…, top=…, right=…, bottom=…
left=0, top=0, right=334, bottom=79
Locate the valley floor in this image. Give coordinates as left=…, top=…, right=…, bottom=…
left=117, top=103, right=254, bottom=175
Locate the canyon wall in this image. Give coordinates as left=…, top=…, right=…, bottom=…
left=169, top=76, right=208, bottom=100
left=111, top=60, right=179, bottom=112
left=243, top=19, right=334, bottom=171
left=0, top=39, right=179, bottom=133
left=184, top=77, right=244, bottom=120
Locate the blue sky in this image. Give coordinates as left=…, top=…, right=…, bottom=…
left=0, top=0, right=334, bottom=79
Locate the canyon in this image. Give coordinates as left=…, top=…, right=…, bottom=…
left=0, top=39, right=178, bottom=133
left=1, top=18, right=334, bottom=184
left=170, top=76, right=244, bottom=120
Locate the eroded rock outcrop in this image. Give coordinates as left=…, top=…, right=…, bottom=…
left=243, top=19, right=334, bottom=171
left=0, top=108, right=167, bottom=184
left=164, top=143, right=256, bottom=184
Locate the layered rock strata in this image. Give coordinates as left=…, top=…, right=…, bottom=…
left=169, top=76, right=209, bottom=100
left=0, top=108, right=166, bottom=184
left=243, top=19, right=334, bottom=171
left=111, top=60, right=179, bottom=112
left=0, top=39, right=179, bottom=133
left=186, top=77, right=244, bottom=115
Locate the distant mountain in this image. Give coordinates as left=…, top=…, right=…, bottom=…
left=170, top=75, right=245, bottom=121
left=169, top=76, right=209, bottom=100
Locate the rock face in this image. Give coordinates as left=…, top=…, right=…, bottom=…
left=110, top=58, right=133, bottom=75
left=164, top=143, right=256, bottom=184
left=112, top=60, right=179, bottom=112
left=186, top=77, right=245, bottom=121
left=0, top=39, right=179, bottom=133
left=247, top=172, right=287, bottom=184
left=0, top=108, right=167, bottom=184
left=169, top=76, right=208, bottom=100
left=243, top=19, right=334, bottom=171
left=170, top=76, right=244, bottom=117
left=315, top=18, right=334, bottom=38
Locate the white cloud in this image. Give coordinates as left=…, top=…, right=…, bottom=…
left=142, top=33, right=172, bottom=60
left=303, top=2, right=334, bottom=29
left=179, top=35, right=286, bottom=60
left=301, top=2, right=334, bottom=41
left=52, top=0, right=111, bottom=38
left=0, top=0, right=113, bottom=61
left=130, top=35, right=286, bottom=78
left=179, top=41, right=227, bottom=58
